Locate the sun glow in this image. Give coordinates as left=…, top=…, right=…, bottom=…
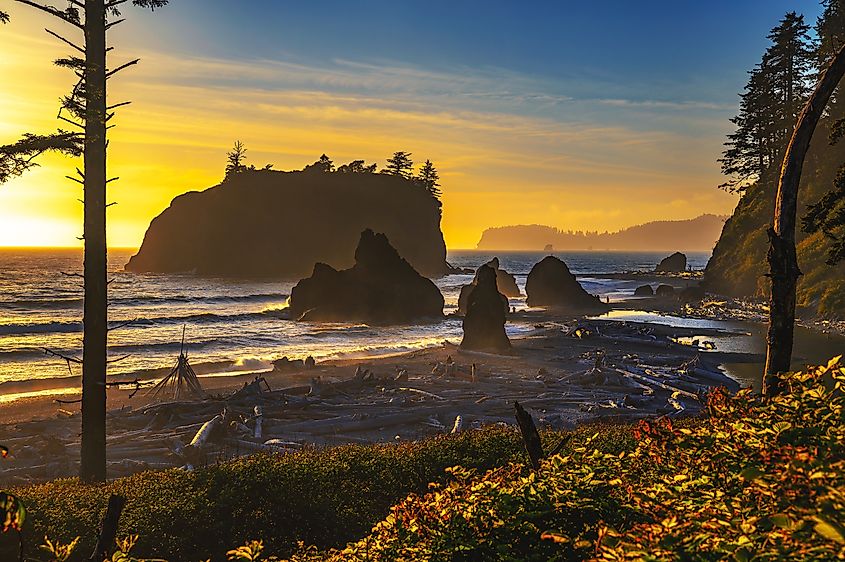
left=0, top=10, right=738, bottom=250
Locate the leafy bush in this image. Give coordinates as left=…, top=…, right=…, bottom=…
left=298, top=358, right=845, bottom=561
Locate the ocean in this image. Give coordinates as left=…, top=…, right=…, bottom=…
left=0, top=249, right=710, bottom=395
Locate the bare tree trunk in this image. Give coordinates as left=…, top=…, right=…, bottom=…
left=764, top=43, right=845, bottom=396
left=80, top=0, right=108, bottom=483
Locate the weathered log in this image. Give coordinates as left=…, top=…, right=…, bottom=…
left=88, top=494, right=125, bottom=561
left=186, top=414, right=223, bottom=449
left=514, top=401, right=544, bottom=470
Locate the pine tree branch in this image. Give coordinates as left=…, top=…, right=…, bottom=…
left=13, top=1, right=83, bottom=29
left=44, top=28, right=84, bottom=53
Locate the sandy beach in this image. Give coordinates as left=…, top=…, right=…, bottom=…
left=0, top=306, right=752, bottom=486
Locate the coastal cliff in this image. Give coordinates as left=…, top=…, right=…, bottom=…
left=126, top=169, right=450, bottom=278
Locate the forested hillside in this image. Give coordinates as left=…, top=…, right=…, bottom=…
left=704, top=3, right=845, bottom=318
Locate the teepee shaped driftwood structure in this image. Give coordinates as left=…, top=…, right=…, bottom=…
left=148, top=326, right=204, bottom=400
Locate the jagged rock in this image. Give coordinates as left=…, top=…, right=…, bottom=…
left=457, top=260, right=513, bottom=316
left=655, top=252, right=687, bottom=273
left=525, top=256, right=609, bottom=312
left=460, top=265, right=511, bottom=352
left=655, top=284, right=676, bottom=297
left=288, top=229, right=444, bottom=324
left=125, top=169, right=450, bottom=278
left=485, top=258, right=521, bottom=297
left=273, top=357, right=305, bottom=373
left=634, top=284, right=654, bottom=296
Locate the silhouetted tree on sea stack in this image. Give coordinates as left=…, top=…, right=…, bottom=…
left=225, top=140, right=248, bottom=179
left=384, top=151, right=414, bottom=179
left=0, top=0, right=172, bottom=483
left=303, top=153, right=335, bottom=173
left=417, top=159, right=441, bottom=201
left=337, top=159, right=377, bottom=174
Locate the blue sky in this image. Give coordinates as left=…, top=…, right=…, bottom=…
left=0, top=1, right=830, bottom=247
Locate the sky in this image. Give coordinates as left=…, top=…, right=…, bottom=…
left=0, top=0, right=826, bottom=249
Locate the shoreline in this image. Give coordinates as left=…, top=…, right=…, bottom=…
left=0, top=308, right=751, bottom=485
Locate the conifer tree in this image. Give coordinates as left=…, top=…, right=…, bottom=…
left=225, top=140, right=248, bottom=179
left=303, top=153, right=334, bottom=173
left=0, top=0, right=171, bottom=483
left=417, top=159, right=441, bottom=200
left=719, top=12, right=814, bottom=192
left=383, top=151, right=413, bottom=179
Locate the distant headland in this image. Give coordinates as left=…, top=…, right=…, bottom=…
left=475, top=214, right=728, bottom=252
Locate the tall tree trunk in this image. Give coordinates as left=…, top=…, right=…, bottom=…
left=764, top=43, right=845, bottom=396
left=80, top=0, right=108, bottom=483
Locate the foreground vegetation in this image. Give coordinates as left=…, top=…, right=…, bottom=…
left=4, top=358, right=845, bottom=561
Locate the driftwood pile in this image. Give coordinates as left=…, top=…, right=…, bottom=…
left=0, top=318, right=744, bottom=485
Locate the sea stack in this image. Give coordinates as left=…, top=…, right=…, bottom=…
left=486, top=257, right=521, bottom=297
left=525, top=256, right=609, bottom=312
left=288, top=229, right=444, bottom=324
left=460, top=265, right=511, bottom=352
left=457, top=259, right=515, bottom=316
left=655, top=252, right=687, bottom=273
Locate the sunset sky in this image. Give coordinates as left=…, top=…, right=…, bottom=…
left=0, top=0, right=824, bottom=249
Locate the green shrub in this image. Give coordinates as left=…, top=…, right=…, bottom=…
left=301, top=358, right=845, bottom=561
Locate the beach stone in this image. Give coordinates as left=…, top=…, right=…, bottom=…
left=460, top=265, right=511, bottom=352
left=288, top=229, right=444, bottom=324
left=634, top=284, right=654, bottom=296
left=655, top=252, right=687, bottom=273
left=525, top=256, right=609, bottom=311
left=655, top=284, right=676, bottom=297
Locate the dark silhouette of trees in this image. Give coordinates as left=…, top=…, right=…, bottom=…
left=764, top=41, right=845, bottom=396
left=0, top=0, right=171, bottom=483
left=383, top=151, right=413, bottom=179
left=225, top=140, right=248, bottom=179
left=303, top=153, right=334, bottom=173
left=416, top=159, right=441, bottom=200
left=337, top=159, right=377, bottom=174
left=719, top=13, right=814, bottom=192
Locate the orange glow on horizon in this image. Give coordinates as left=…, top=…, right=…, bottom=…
left=0, top=14, right=738, bottom=251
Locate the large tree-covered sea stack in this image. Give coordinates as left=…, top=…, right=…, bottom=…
left=460, top=265, right=511, bottom=352
left=288, top=229, right=444, bottom=324
left=525, top=256, right=609, bottom=312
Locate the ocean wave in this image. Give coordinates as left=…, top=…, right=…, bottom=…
left=0, top=309, right=287, bottom=336
left=0, top=292, right=288, bottom=312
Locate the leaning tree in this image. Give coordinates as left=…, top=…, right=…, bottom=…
left=764, top=42, right=845, bottom=396
left=0, top=0, right=170, bottom=482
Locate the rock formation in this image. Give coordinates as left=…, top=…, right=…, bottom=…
left=456, top=258, right=518, bottom=316
left=460, top=265, right=511, bottom=352
left=485, top=258, right=521, bottom=297
left=655, top=284, right=676, bottom=297
left=126, top=168, right=451, bottom=278
left=655, top=252, right=687, bottom=273
left=634, top=284, right=654, bottom=296
left=525, top=256, right=609, bottom=312
left=457, top=267, right=509, bottom=317
left=287, top=230, right=444, bottom=324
